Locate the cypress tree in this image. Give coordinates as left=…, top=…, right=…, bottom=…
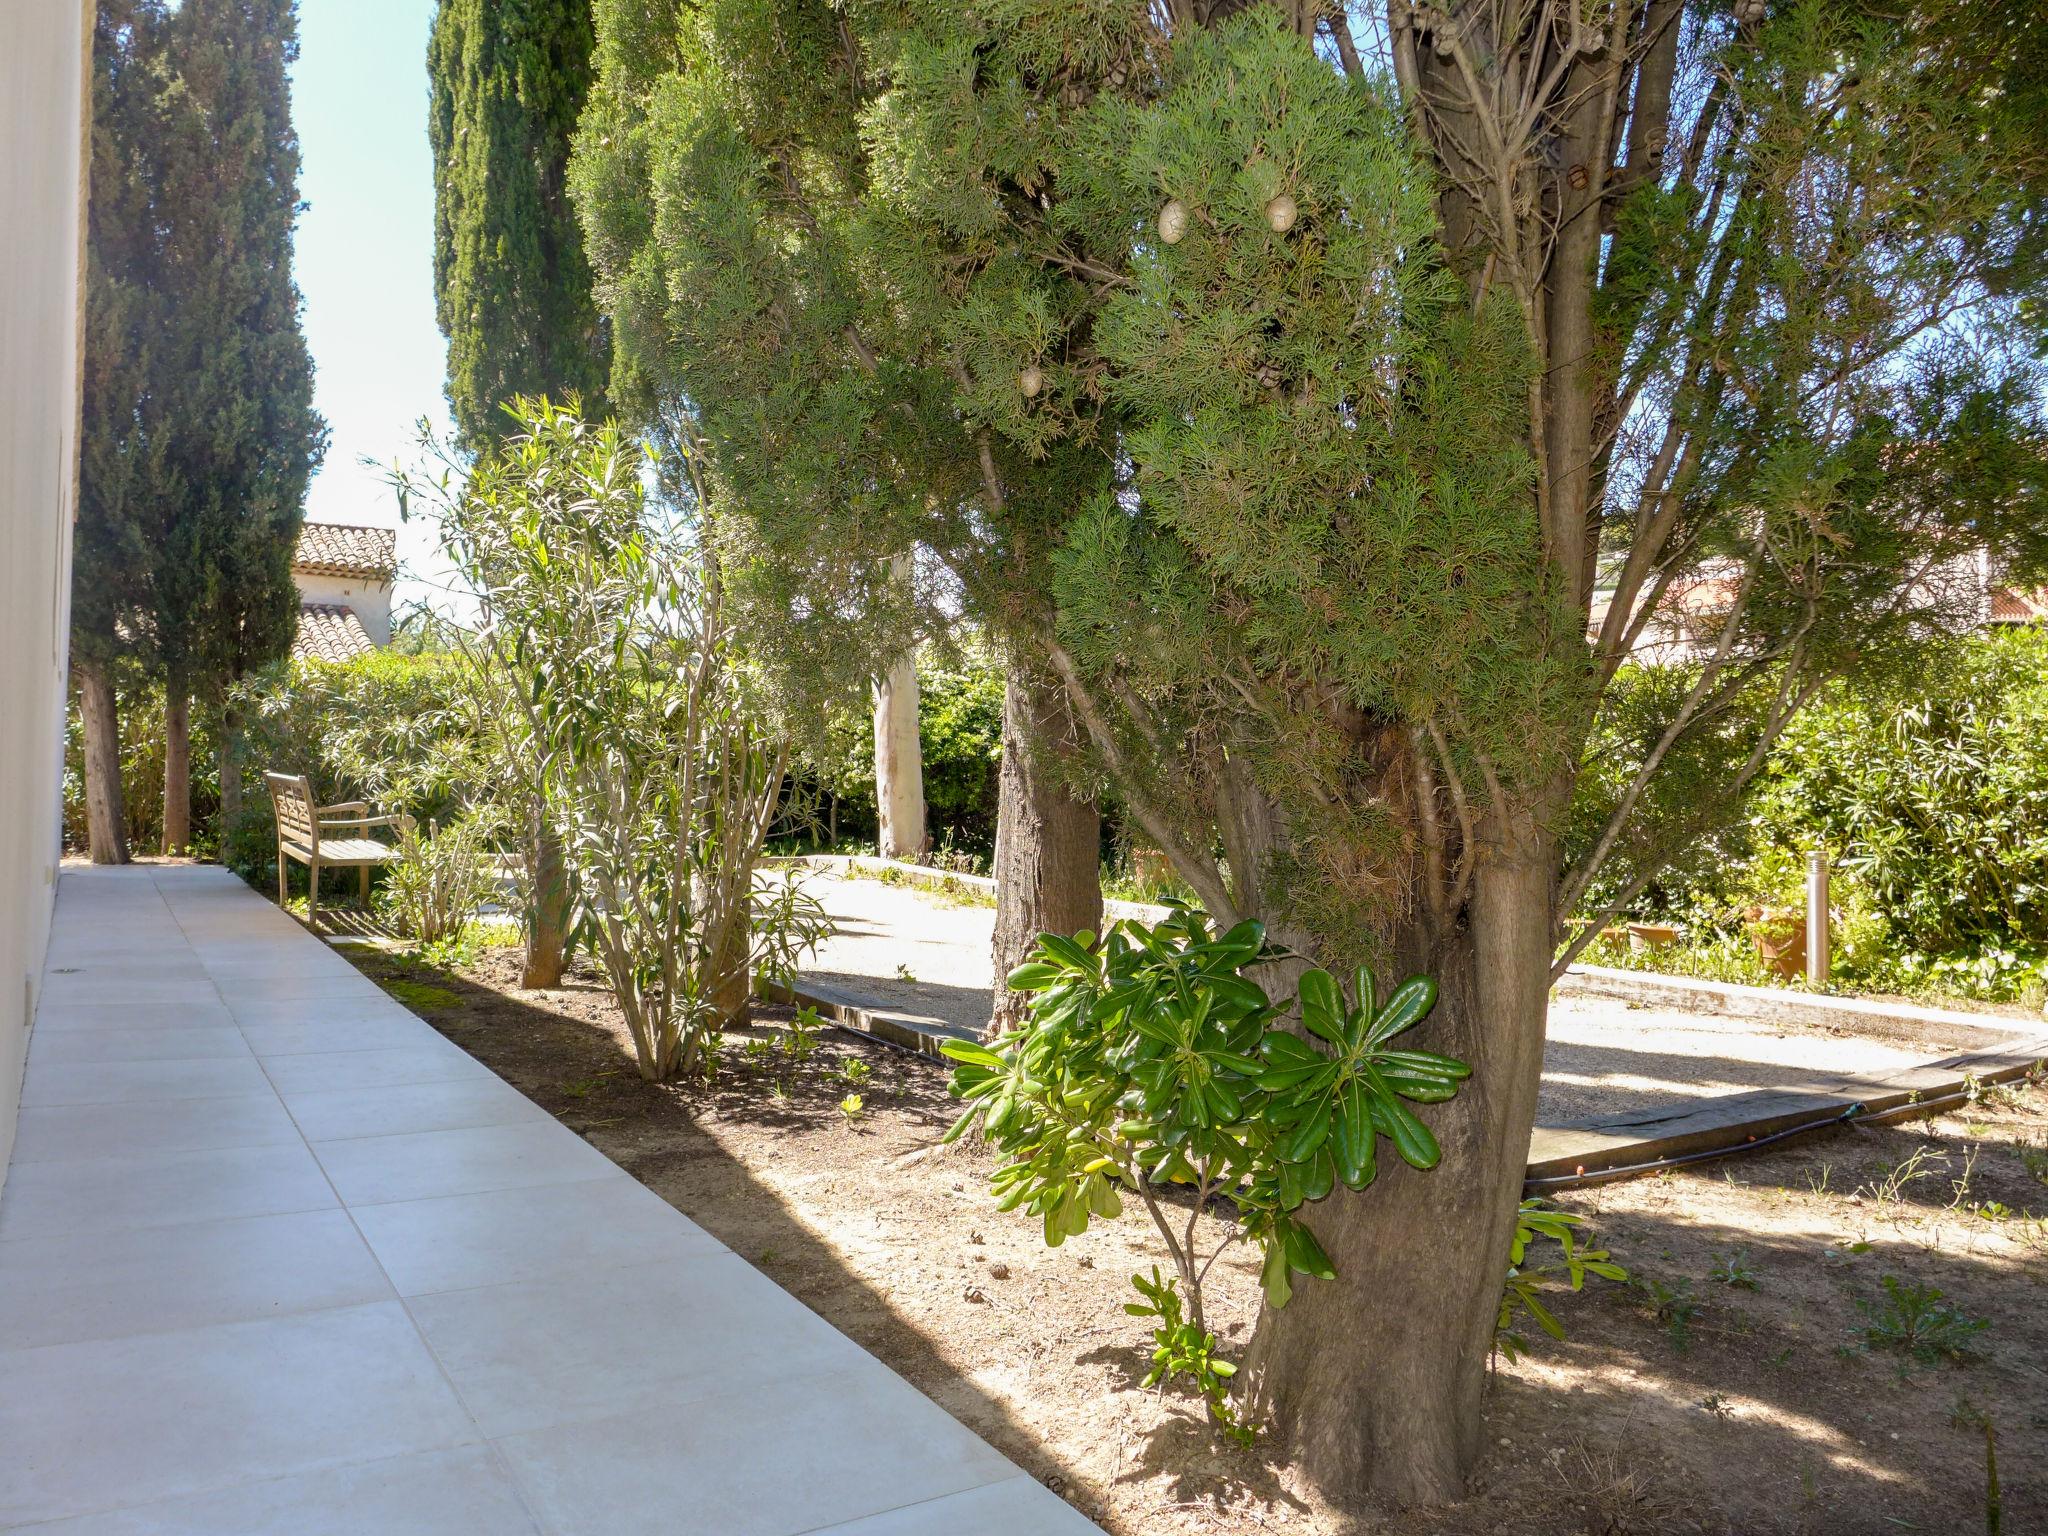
left=147, top=0, right=325, bottom=854
left=73, top=0, right=163, bottom=865
left=428, top=0, right=613, bottom=982
left=428, top=0, right=609, bottom=445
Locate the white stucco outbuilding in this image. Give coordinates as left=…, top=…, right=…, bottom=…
left=290, top=521, right=397, bottom=662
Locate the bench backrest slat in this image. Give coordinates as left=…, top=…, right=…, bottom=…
left=263, top=772, right=318, bottom=848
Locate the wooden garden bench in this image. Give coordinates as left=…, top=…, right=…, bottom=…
left=263, top=771, right=406, bottom=927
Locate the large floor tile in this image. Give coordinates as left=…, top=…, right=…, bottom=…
left=406, top=1253, right=850, bottom=1437
left=36, top=979, right=217, bottom=1007
left=0, top=1208, right=392, bottom=1351
left=28, top=1027, right=251, bottom=1065
left=7, top=1094, right=302, bottom=1164
left=213, top=976, right=392, bottom=1009
left=28, top=1002, right=237, bottom=1032
left=257, top=1042, right=491, bottom=1095
left=0, top=1141, right=335, bottom=1242
left=311, top=1121, right=620, bottom=1208
left=0, top=1445, right=540, bottom=1535
left=351, top=1177, right=724, bottom=1297
left=18, top=1057, right=275, bottom=1108
left=241, top=1014, right=442, bottom=1057
left=491, top=1364, right=1017, bottom=1536
left=0, top=1302, right=479, bottom=1528
left=807, top=1477, right=1100, bottom=1535
left=280, top=1076, right=547, bottom=1142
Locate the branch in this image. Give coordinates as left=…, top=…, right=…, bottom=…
left=1043, top=640, right=1242, bottom=926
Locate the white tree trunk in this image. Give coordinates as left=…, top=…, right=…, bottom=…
left=872, top=556, right=926, bottom=862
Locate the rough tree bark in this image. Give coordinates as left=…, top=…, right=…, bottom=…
left=872, top=647, right=926, bottom=861
left=989, top=662, right=1102, bottom=1034
left=1238, top=801, right=1557, bottom=1505
left=521, top=809, right=571, bottom=989
left=77, top=657, right=131, bottom=866
left=217, top=703, right=242, bottom=855
left=162, top=680, right=191, bottom=855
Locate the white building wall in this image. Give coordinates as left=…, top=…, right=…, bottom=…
left=293, top=570, right=394, bottom=646
left=0, top=1, right=89, bottom=1188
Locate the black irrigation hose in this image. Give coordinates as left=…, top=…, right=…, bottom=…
left=1522, top=1079, right=2004, bottom=1194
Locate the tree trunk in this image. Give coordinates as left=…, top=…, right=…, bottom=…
left=521, top=807, right=571, bottom=989
left=77, top=657, right=131, bottom=866
left=216, top=703, right=242, bottom=855
left=1240, top=809, right=1554, bottom=1507
left=162, top=681, right=191, bottom=855
left=989, top=663, right=1102, bottom=1033
left=872, top=646, right=926, bottom=861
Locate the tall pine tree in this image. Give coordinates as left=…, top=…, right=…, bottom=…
left=428, top=0, right=609, bottom=444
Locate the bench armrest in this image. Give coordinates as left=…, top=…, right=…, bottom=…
left=317, top=800, right=369, bottom=815
left=317, top=814, right=405, bottom=830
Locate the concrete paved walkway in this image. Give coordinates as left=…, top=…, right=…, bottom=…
left=0, top=866, right=1098, bottom=1535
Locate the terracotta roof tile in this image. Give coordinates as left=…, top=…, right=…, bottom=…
left=293, top=522, right=397, bottom=579
left=1990, top=585, right=2048, bottom=624
left=292, top=603, right=376, bottom=664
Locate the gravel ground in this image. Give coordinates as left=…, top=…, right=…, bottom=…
left=796, top=872, right=2018, bottom=1125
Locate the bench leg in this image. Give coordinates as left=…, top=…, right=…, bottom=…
left=307, top=858, right=320, bottom=930
left=276, top=840, right=287, bottom=907
left=360, top=864, right=370, bottom=907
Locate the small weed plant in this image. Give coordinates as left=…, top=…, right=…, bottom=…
left=1641, top=1277, right=1702, bottom=1351
left=944, top=908, right=1470, bottom=1440
left=1495, top=1200, right=1629, bottom=1367
left=781, top=1006, right=824, bottom=1062
left=1710, top=1248, right=1760, bottom=1290
left=1857, top=1275, right=1988, bottom=1363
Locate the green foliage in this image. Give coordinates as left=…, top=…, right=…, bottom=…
left=226, top=649, right=491, bottom=878
left=428, top=0, right=608, bottom=444
left=1640, top=1277, right=1702, bottom=1353
left=77, top=0, right=324, bottom=689
left=1494, top=1200, right=1629, bottom=1367
left=384, top=979, right=463, bottom=1012
left=376, top=812, right=503, bottom=947
left=1857, top=1276, right=1989, bottom=1364
left=943, top=908, right=1467, bottom=1432
left=1710, top=1249, right=1761, bottom=1291
left=403, top=400, right=824, bottom=1081
left=1764, top=633, right=2048, bottom=958
left=1126, top=1266, right=1248, bottom=1445
left=795, top=639, right=1006, bottom=855
left=64, top=676, right=221, bottom=857
left=1573, top=632, right=2048, bottom=1003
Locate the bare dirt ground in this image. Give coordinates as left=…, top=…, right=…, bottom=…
left=345, top=939, right=2048, bottom=1536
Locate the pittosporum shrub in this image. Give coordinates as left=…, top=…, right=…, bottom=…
left=943, top=907, right=1468, bottom=1439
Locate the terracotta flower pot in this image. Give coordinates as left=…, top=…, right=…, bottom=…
left=1745, top=906, right=1808, bottom=981
left=1627, top=921, right=1680, bottom=954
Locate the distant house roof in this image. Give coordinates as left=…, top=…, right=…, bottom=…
left=1990, top=585, right=2048, bottom=624
left=292, top=602, right=376, bottom=664
left=293, top=522, right=397, bottom=581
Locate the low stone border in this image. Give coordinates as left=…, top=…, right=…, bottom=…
left=757, top=974, right=978, bottom=1059
left=1527, top=1030, right=2048, bottom=1189
left=1555, top=963, right=2036, bottom=1051
left=762, top=968, right=2048, bottom=1189
left=766, top=853, right=1175, bottom=926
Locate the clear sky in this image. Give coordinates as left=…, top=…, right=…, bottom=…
left=290, top=0, right=455, bottom=612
